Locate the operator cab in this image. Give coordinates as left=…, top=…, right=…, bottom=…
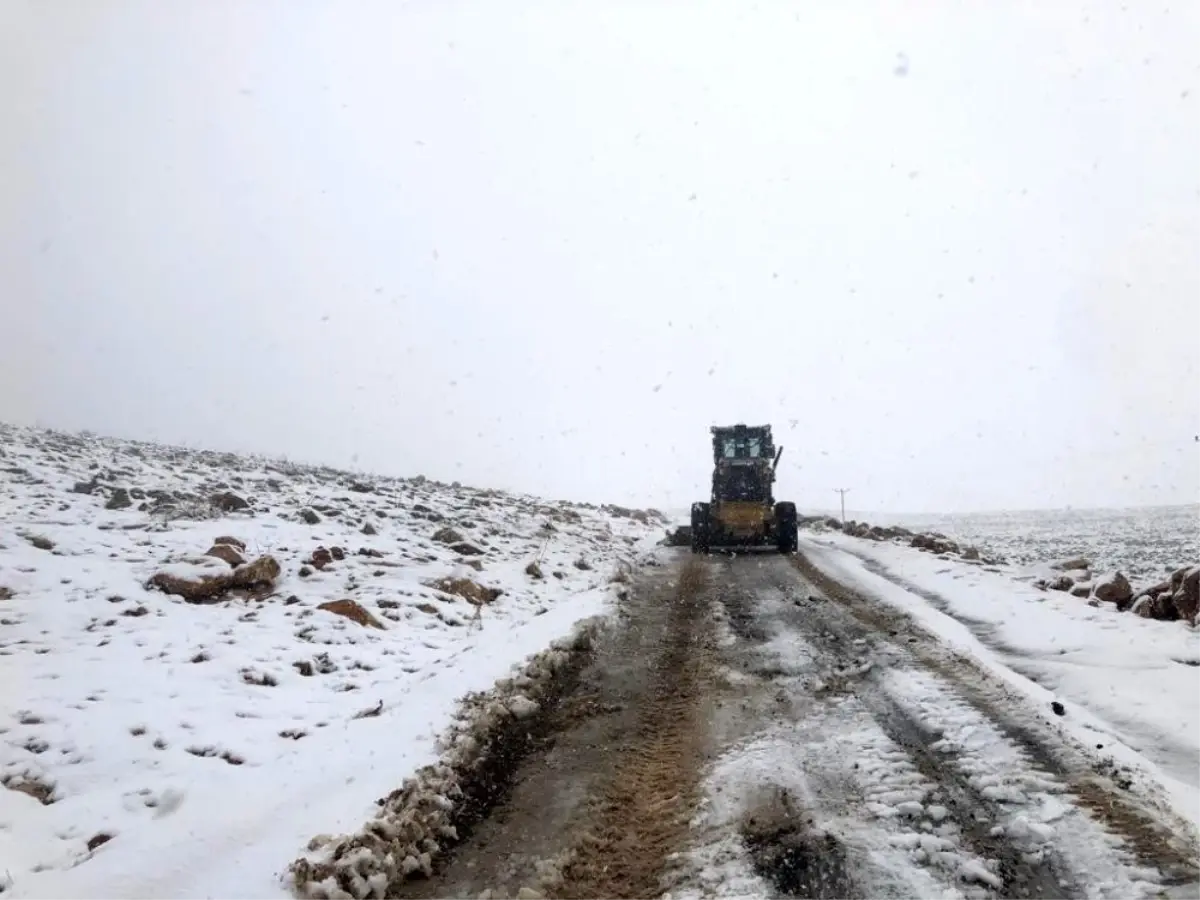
left=711, top=424, right=776, bottom=464
left=710, top=424, right=778, bottom=504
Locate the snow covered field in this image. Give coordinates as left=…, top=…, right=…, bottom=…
left=0, top=425, right=663, bottom=898
left=872, top=505, right=1199, bottom=584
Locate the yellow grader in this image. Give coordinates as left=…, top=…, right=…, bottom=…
left=690, top=423, right=798, bottom=554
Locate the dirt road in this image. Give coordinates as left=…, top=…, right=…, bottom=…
left=394, top=551, right=1200, bottom=900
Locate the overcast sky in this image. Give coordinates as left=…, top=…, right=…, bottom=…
left=3, top=0, right=1197, bottom=514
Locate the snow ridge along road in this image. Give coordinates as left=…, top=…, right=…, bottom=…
left=363, top=549, right=1198, bottom=900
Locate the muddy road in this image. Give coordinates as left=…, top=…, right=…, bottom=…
left=394, top=551, right=1200, bottom=900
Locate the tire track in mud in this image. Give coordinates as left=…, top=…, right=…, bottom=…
left=711, top=558, right=1066, bottom=898
left=699, top=553, right=1192, bottom=900
left=853, top=683, right=1070, bottom=899
left=394, top=557, right=718, bottom=900
left=683, top=588, right=979, bottom=897
left=787, top=549, right=1200, bottom=890
left=547, top=558, right=716, bottom=899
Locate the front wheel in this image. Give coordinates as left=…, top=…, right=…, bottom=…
left=775, top=501, right=798, bottom=553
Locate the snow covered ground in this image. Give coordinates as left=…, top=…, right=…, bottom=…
left=870, top=505, right=1199, bottom=584
left=798, top=532, right=1200, bottom=830
left=0, top=424, right=663, bottom=898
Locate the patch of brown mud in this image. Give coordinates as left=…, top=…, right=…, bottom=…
left=388, top=561, right=714, bottom=900
left=546, top=558, right=716, bottom=900
left=790, top=551, right=1200, bottom=888
left=740, top=786, right=858, bottom=899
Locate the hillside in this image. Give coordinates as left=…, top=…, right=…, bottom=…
left=0, top=423, right=665, bottom=896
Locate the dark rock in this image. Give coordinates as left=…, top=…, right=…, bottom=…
left=1053, top=557, right=1092, bottom=572
left=431, top=526, right=464, bottom=544
left=210, top=492, right=249, bottom=512
left=1173, top=567, right=1199, bottom=625
left=206, top=543, right=246, bottom=567
left=1093, top=572, right=1133, bottom=607
left=105, top=489, right=132, bottom=510
left=1132, top=591, right=1178, bottom=620
left=300, top=509, right=321, bottom=525
left=87, top=832, right=113, bottom=851
left=1046, top=575, right=1074, bottom=592
left=230, top=555, right=281, bottom=588
left=318, top=599, right=385, bottom=629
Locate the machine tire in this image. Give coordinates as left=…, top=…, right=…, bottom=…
left=690, top=502, right=711, bottom=554
left=775, top=501, right=798, bottom=553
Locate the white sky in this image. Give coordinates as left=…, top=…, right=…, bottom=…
left=3, top=0, right=1198, bottom=514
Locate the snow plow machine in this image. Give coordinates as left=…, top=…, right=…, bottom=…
left=690, top=423, right=798, bottom=554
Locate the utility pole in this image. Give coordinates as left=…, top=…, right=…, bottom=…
left=834, top=488, right=850, bottom=525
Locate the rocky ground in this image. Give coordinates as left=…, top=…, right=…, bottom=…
left=0, top=423, right=664, bottom=897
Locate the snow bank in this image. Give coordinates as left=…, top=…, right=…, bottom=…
left=810, top=511, right=1199, bottom=623
left=798, top=533, right=1200, bottom=829
left=290, top=617, right=606, bottom=899
left=0, top=424, right=663, bottom=898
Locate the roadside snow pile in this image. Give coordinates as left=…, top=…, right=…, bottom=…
left=290, top=620, right=604, bottom=899
left=805, top=517, right=1005, bottom=565
left=804, top=515, right=1198, bottom=625
left=0, top=423, right=663, bottom=897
